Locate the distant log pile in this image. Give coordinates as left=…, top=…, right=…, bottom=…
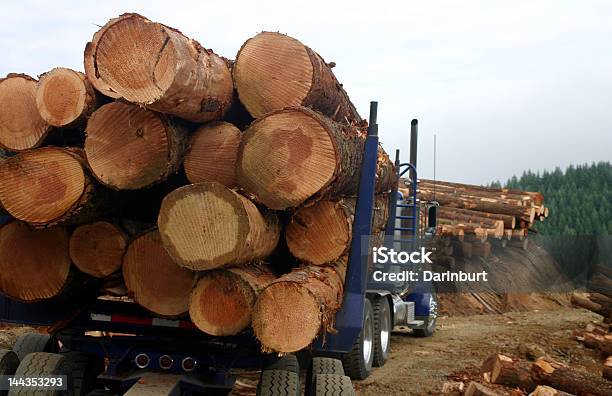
left=0, top=14, right=397, bottom=355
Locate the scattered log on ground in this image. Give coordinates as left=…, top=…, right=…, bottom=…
left=36, top=68, right=98, bottom=128
left=531, top=358, right=612, bottom=396
left=285, top=196, right=388, bottom=265
left=588, top=293, right=612, bottom=308
left=233, top=32, right=361, bottom=123
left=0, top=221, right=71, bottom=302
left=184, top=121, right=241, bottom=188
left=0, top=147, right=103, bottom=227
left=581, top=332, right=612, bottom=357
left=441, top=381, right=464, bottom=395
left=237, top=107, right=395, bottom=209
left=87, top=13, right=233, bottom=122
left=0, top=74, right=51, bottom=151
left=437, top=206, right=515, bottom=229
left=464, top=382, right=500, bottom=396
left=252, top=261, right=346, bottom=353
left=604, top=356, right=612, bottom=381
left=571, top=292, right=611, bottom=319
left=189, top=263, right=276, bottom=336
left=122, top=229, right=194, bottom=317
left=69, top=221, right=128, bottom=278
left=488, top=354, right=536, bottom=392
left=529, top=385, right=573, bottom=396
left=85, top=102, right=187, bottom=190
left=158, top=183, right=280, bottom=271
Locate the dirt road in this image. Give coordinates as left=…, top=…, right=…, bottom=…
left=356, top=308, right=601, bottom=395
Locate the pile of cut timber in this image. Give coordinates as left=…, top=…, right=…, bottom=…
left=0, top=14, right=396, bottom=354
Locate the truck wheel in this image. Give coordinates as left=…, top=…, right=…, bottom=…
left=263, top=354, right=299, bottom=373
left=372, top=297, right=391, bottom=367
left=8, top=352, right=68, bottom=396
left=0, top=348, right=19, bottom=395
left=256, top=370, right=300, bottom=396
left=12, top=333, right=55, bottom=361
left=313, top=374, right=355, bottom=395
left=341, top=299, right=374, bottom=380
left=306, top=358, right=345, bottom=396
left=62, top=352, right=104, bottom=396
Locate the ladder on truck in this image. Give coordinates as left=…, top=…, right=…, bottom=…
left=392, top=161, right=419, bottom=252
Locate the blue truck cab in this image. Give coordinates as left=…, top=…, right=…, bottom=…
left=0, top=102, right=437, bottom=396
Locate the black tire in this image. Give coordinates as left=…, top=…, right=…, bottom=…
left=313, top=374, right=355, bottom=396
left=12, top=333, right=54, bottom=361
left=306, top=358, right=344, bottom=396
left=256, top=370, right=300, bottom=396
left=0, top=349, right=19, bottom=396
left=341, top=299, right=374, bottom=380
left=8, top=352, right=68, bottom=396
left=372, top=297, right=391, bottom=367
left=62, top=352, right=104, bottom=396
left=263, top=354, right=299, bottom=373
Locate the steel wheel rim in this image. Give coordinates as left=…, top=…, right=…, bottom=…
left=363, top=309, right=373, bottom=364
left=380, top=302, right=391, bottom=353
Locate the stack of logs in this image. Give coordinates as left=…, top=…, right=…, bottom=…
left=399, top=179, right=547, bottom=262
left=0, top=14, right=396, bottom=354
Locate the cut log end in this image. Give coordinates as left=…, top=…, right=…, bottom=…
left=234, top=32, right=313, bottom=118
left=69, top=221, right=127, bottom=278
left=158, top=183, right=280, bottom=270
left=0, top=147, right=88, bottom=225
left=286, top=201, right=350, bottom=265
left=36, top=68, right=95, bottom=127
left=184, top=121, right=241, bottom=188
left=237, top=107, right=337, bottom=209
left=0, top=74, right=50, bottom=151
left=122, top=229, right=194, bottom=317
left=252, top=283, right=321, bottom=353
left=85, top=102, right=184, bottom=190
left=0, top=221, right=71, bottom=302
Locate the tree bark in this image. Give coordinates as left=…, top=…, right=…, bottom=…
left=464, top=382, right=501, bottom=396
left=237, top=106, right=396, bottom=209
left=233, top=32, right=361, bottom=123
left=189, top=263, right=277, bottom=336
left=285, top=196, right=388, bottom=265
left=489, top=354, right=536, bottom=392
left=36, top=68, right=98, bottom=128
left=419, top=180, right=537, bottom=205
left=0, top=147, right=106, bottom=227
left=0, top=74, right=51, bottom=151
left=69, top=221, right=128, bottom=278
left=437, top=219, right=500, bottom=239
left=437, top=212, right=504, bottom=237
left=184, top=121, right=241, bottom=188
left=571, top=293, right=611, bottom=319
left=122, top=229, right=195, bottom=317
left=158, top=182, right=280, bottom=271
left=252, top=261, right=346, bottom=353
left=531, top=358, right=612, bottom=396
left=84, top=102, right=187, bottom=190
left=0, top=221, right=72, bottom=302
left=437, top=206, right=516, bottom=229
left=419, top=179, right=544, bottom=206
left=87, top=13, right=233, bottom=122
left=529, top=385, right=573, bottom=396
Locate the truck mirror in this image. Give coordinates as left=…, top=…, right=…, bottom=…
left=427, top=205, right=437, bottom=228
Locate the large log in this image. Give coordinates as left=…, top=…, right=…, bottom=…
left=419, top=179, right=544, bottom=206
left=419, top=180, right=535, bottom=205
left=531, top=358, right=612, bottom=396
left=285, top=196, right=388, bottom=265
left=36, top=68, right=98, bottom=128
left=87, top=13, right=233, bottom=122
left=0, top=221, right=71, bottom=302
left=0, top=74, right=51, bottom=151
left=252, top=261, right=346, bottom=353
left=122, top=229, right=194, bottom=317
left=529, top=386, right=573, bottom=396
left=437, top=206, right=516, bottom=229
left=158, top=182, right=280, bottom=271
left=464, top=382, right=500, bottom=396
left=0, top=147, right=102, bottom=227
left=189, top=263, right=276, bottom=336
left=237, top=106, right=396, bottom=210
left=489, top=354, right=536, bottom=392
left=437, top=213, right=504, bottom=237
left=183, top=121, right=241, bottom=188
left=84, top=102, right=187, bottom=190
left=233, top=32, right=361, bottom=123
left=571, top=292, right=611, bottom=319
left=69, top=221, right=128, bottom=278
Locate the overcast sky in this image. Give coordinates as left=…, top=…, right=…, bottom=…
left=1, top=1, right=611, bottom=184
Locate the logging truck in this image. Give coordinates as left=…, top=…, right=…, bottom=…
left=0, top=103, right=438, bottom=396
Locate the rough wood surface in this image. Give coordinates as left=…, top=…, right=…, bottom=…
left=158, top=183, right=280, bottom=271
left=529, top=385, right=573, bottom=396
left=69, top=221, right=128, bottom=278
left=0, top=147, right=101, bottom=227
left=285, top=196, right=388, bottom=265
left=489, top=354, right=536, bottom=392
left=36, top=68, right=98, bottom=128
left=123, top=229, right=194, bottom=317
left=571, top=292, right=611, bottom=319
left=0, top=74, right=51, bottom=151
left=437, top=206, right=515, bottom=229
left=531, top=358, right=612, bottom=396
left=184, top=121, right=241, bottom=188
left=252, top=261, right=346, bottom=353
left=234, top=32, right=361, bottom=123
left=464, top=382, right=500, bottom=396
left=237, top=106, right=395, bottom=209
left=85, top=102, right=187, bottom=190
left=0, top=221, right=71, bottom=302
left=189, top=263, right=276, bottom=336
left=88, top=13, right=233, bottom=122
